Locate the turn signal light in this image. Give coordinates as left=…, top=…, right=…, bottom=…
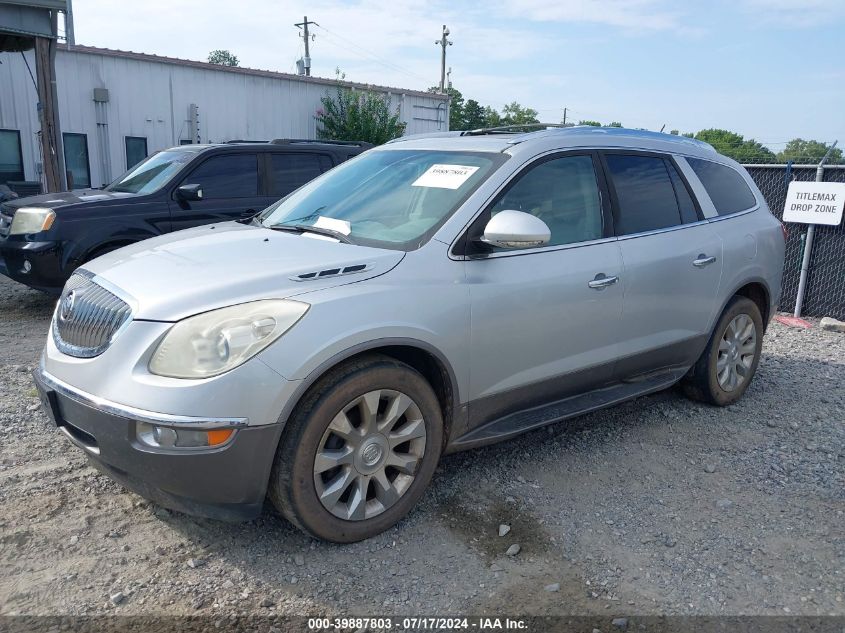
left=206, top=429, right=235, bottom=446
left=136, top=422, right=235, bottom=449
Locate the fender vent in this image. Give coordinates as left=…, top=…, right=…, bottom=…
left=291, top=263, right=371, bottom=282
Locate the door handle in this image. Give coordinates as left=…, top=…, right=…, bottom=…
left=693, top=254, right=717, bottom=268
left=588, top=274, right=619, bottom=290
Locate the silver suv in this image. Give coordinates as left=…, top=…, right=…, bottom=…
left=34, top=127, right=786, bottom=542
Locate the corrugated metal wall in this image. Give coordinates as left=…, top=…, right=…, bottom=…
left=0, top=49, right=42, bottom=184
left=0, top=47, right=449, bottom=188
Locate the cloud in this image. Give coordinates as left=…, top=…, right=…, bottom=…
left=739, top=0, right=845, bottom=27
left=71, top=0, right=554, bottom=90
left=494, top=0, right=689, bottom=32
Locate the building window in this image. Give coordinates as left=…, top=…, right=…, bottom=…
left=179, top=139, right=193, bottom=145
left=0, top=129, right=24, bottom=185
left=125, top=136, right=148, bottom=170
left=63, top=133, right=91, bottom=189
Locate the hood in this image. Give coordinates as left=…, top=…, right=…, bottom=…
left=5, top=189, right=136, bottom=211
left=82, top=222, right=405, bottom=321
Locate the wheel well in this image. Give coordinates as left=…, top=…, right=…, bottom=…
left=734, top=282, right=770, bottom=326
left=336, top=345, right=455, bottom=441
left=85, top=240, right=135, bottom=262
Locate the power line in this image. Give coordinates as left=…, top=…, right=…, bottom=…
left=313, top=24, right=430, bottom=84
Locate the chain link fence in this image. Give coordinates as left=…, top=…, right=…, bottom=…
left=743, top=164, right=845, bottom=319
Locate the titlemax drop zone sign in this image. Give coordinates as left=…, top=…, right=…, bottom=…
left=783, top=181, right=845, bottom=226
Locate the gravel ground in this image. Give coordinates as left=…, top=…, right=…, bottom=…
left=0, top=273, right=843, bottom=618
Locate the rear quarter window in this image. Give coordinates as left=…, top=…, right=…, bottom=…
left=687, top=158, right=757, bottom=216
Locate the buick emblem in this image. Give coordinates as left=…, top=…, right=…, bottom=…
left=60, top=290, right=76, bottom=321
left=361, top=443, right=383, bottom=467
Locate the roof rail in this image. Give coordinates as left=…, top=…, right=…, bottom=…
left=226, top=139, right=269, bottom=144
left=269, top=138, right=374, bottom=148
left=462, top=123, right=568, bottom=136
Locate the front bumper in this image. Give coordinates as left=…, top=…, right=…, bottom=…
left=0, top=239, right=65, bottom=293
left=33, top=367, right=282, bottom=521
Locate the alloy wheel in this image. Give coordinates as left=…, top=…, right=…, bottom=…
left=716, top=313, right=757, bottom=392
left=313, top=389, right=427, bottom=521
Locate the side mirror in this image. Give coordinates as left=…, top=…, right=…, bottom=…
left=176, top=184, right=203, bottom=201
left=481, top=210, right=550, bottom=249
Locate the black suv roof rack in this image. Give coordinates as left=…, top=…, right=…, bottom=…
left=225, top=139, right=374, bottom=148
left=270, top=138, right=374, bottom=148
left=462, top=123, right=568, bottom=136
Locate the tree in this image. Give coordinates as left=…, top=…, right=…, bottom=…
left=478, top=105, right=500, bottom=128
left=577, top=120, right=601, bottom=127
left=316, top=79, right=406, bottom=145
left=428, top=86, right=464, bottom=131
left=777, top=139, right=843, bottom=164
left=462, top=99, right=488, bottom=130
left=607, top=121, right=623, bottom=128
left=500, top=102, right=539, bottom=126
left=207, top=50, right=239, bottom=66
left=693, top=129, right=776, bottom=163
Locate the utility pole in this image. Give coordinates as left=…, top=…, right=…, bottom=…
left=562, top=107, right=567, bottom=126
left=295, top=16, right=318, bottom=76
left=65, top=0, right=75, bottom=45
left=435, top=25, right=452, bottom=93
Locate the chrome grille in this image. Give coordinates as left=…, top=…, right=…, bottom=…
left=52, top=270, right=132, bottom=358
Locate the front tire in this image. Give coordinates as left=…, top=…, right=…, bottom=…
left=682, top=296, right=764, bottom=406
left=268, top=355, right=444, bottom=542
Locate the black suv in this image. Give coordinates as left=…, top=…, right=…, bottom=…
left=0, top=139, right=370, bottom=293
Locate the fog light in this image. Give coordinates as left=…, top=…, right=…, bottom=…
left=136, top=421, right=234, bottom=448
left=21, top=260, right=32, bottom=274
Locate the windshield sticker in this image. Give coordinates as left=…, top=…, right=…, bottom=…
left=314, top=216, right=352, bottom=235
left=412, top=164, right=480, bottom=190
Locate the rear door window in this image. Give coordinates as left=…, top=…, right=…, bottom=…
left=181, top=154, right=259, bottom=199
left=604, top=154, right=682, bottom=235
left=269, top=153, right=333, bottom=197
left=686, top=158, right=757, bottom=215
left=666, top=159, right=700, bottom=224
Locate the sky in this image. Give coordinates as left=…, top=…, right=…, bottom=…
left=68, top=0, right=845, bottom=151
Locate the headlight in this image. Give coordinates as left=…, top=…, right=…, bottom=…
left=149, top=299, right=309, bottom=379
left=10, top=207, right=56, bottom=235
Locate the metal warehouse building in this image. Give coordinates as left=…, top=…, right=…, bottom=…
left=0, top=44, right=450, bottom=191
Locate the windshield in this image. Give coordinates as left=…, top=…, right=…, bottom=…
left=258, top=149, right=503, bottom=250
left=105, top=150, right=195, bottom=194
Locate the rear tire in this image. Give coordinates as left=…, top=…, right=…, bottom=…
left=268, top=354, right=444, bottom=543
left=682, top=296, right=763, bottom=406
